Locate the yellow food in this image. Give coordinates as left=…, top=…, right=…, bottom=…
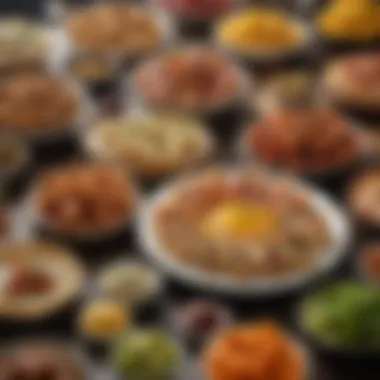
left=217, top=8, right=302, bottom=53
left=202, top=201, right=278, bottom=241
left=79, top=301, right=129, bottom=339
left=318, top=0, right=379, bottom=41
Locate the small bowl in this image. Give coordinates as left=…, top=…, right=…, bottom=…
left=130, top=50, right=252, bottom=147
left=96, top=259, right=165, bottom=324
left=0, top=241, right=87, bottom=336
left=1, top=76, right=94, bottom=165
left=215, top=12, right=314, bottom=75
left=85, top=111, right=217, bottom=188
left=0, top=341, right=88, bottom=379
left=169, top=299, right=233, bottom=352
left=237, top=119, right=365, bottom=195
left=30, top=167, right=138, bottom=256
left=296, top=297, right=380, bottom=375
left=77, top=298, right=131, bottom=359
left=64, top=3, right=171, bottom=74
left=345, top=165, right=380, bottom=240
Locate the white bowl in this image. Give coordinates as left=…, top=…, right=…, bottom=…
left=138, top=169, right=351, bottom=297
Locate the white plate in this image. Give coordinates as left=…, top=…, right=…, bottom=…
left=138, top=170, right=351, bottom=297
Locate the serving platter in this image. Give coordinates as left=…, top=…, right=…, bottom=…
left=139, top=170, right=351, bottom=296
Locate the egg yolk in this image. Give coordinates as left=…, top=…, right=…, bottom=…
left=202, top=201, right=278, bottom=241
left=79, top=301, right=129, bottom=338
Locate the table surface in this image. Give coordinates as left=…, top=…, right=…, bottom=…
left=1, top=1, right=379, bottom=380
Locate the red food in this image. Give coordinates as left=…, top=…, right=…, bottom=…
left=245, top=108, right=359, bottom=173
left=342, top=53, right=380, bottom=90
left=0, top=346, right=83, bottom=380
left=37, top=165, right=135, bottom=235
left=6, top=265, right=53, bottom=296
left=135, top=47, right=240, bottom=110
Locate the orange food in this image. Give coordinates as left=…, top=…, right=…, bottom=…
left=203, top=322, right=304, bottom=380
left=37, top=164, right=135, bottom=236
left=0, top=73, right=78, bottom=133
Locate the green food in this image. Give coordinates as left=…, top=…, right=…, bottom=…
left=302, top=282, right=380, bottom=350
left=112, top=329, right=180, bottom=380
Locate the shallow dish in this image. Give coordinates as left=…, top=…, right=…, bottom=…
left=0, top=241, right=86, bottom=324
left=31, top=164, right=138, bottom=248
left=85, top=112, right=216, bottom=182
left=138, top=167, right=351, bottom=296
left=215, top=9, right=314, bottom=74
left=297, top=281, right=380, bottom=371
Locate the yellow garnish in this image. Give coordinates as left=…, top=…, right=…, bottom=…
left=317, top=0, right=378, bottom=41
left=79, top=300, right=129, bottom=338
left=202, top=201, right=278, bottom=241
left=217, top=8, right=301, bottom=52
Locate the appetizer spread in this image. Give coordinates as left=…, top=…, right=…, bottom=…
left=0, top=242, right=85, bottom=320
left=0, top=18, right=47, bottom=72
left=151, top=168, right=331, bottom=279
left=78, top=300, right=130, bottom=342
left=323, top=53, right=380, bottom=111
left=0, top=73, right=78, bottom=135
left=112, top=329, right=181, bottom=380
left=0, top=345, right=84, bottom=380
left=66, top=3, right=163, bottom=56
left=203, top=321, right=306, bottom=380
left=317, top=0, right=380, bottom=43
left=216, top=8, right=305, bottom=56
left=301, top=282, right=380, bottom=350
left=348, top=169, right=380, bottom=226
left=133, top=47, right=242, bottom=111
left=244, top=108, right=359, bottom=174
left=88, top=114, right=213, bottom=179
left=36, top=164, right=136, bottom=237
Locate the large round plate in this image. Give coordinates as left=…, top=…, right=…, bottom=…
left=138, top=171, right=351, bottom=296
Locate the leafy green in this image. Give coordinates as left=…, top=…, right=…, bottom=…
left=302, top=282, right=380, bottom=350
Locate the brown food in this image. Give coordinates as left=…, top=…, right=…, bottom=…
left=178, top=301, right=230, bottom=335
left=134, top=47, right=240, bottom=110
left=0, top=209, right=9, bottom=238
left=71, top=55, right=112, bottom=81
left=0, top=73, right=78, bottom=133
left=246, top=108, right=359, bottom=173
left=154, top=169, right=330, bottom=279
left=348, top=170, right=380, bottom=226
left=361, top=245, right=380, bottom=281
left=324, top=53, right=380, bottom=108
left=37, top=165, right=135, bottom=235
left=0, top=346, right=83, bottom=380
left=5, top=264, right=54, bottom=296
left=67, top=4, right=162, bottom=55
